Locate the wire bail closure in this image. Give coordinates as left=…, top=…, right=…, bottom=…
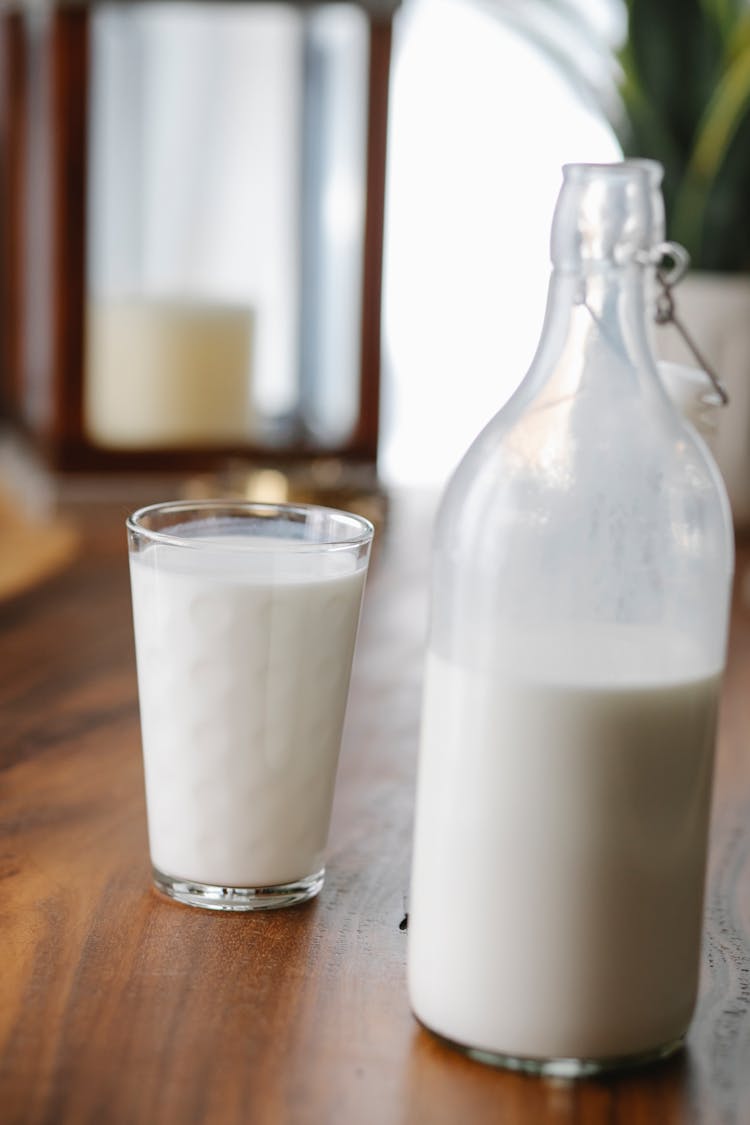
left=648, top=241, right=729, bottom=406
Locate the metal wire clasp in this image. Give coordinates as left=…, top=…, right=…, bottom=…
left=645, top=241, right=729, bottom=405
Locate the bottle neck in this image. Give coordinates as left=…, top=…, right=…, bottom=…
left=544, top=163, right=663, bottom=386
left=543, top=261, right=658, bottom=389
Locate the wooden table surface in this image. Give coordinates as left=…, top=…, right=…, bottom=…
left=1, top=492, right=749, bottom=1125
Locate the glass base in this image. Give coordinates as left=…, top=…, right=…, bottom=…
left=422, top=1021, right=685, bottom=1078
left=152, top=865, right=325, bottom=911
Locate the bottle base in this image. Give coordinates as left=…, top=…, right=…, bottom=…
left=419, top=1020, right=685, bottom=1078
left=152, top=865, right=325, bottom=911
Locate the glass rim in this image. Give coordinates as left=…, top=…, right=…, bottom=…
left=126, top=499, right=374, bottom=553
left=562, top=160, right=660, bottom=182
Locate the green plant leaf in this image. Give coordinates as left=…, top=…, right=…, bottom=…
left=700, top=0, right=746, bottom=44
left=624, top=0, right=724, bottom=158
left=725, top=8, right=750, bottom=59
left=698, top=111, right=750, bottom=268
left=672, top=41, right=750, bottom=259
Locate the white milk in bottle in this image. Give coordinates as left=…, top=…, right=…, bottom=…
left=410, top=627, right=720, bottom=1062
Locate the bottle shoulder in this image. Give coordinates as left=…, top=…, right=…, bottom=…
left=435, top=386, right=733, bottom=568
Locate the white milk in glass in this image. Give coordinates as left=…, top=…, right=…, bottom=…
left=130, top=537, right=366, bottom=888
left=409, top=624, right=720, bottom=1061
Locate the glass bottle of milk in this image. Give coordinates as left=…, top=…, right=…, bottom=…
left=408, top=162, right=734, bottom=1077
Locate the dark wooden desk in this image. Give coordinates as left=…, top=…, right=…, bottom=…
left=1, top=494, right=749, bottom=1124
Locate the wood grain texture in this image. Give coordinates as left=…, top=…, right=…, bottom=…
left=1, top=493, right=749, bottom=1125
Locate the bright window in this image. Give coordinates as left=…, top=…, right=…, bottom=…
left=381, top=0, right=620, bottom=487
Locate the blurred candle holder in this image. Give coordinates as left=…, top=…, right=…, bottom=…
left=0, top=0, right=395, bottom=486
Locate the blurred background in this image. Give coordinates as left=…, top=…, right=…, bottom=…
left=2, top=0, right=750, bottom=593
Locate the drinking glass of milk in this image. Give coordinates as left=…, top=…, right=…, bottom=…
left=409, top=163, right=734, bottom=1076
left=127, top=500, right=373, bottom=911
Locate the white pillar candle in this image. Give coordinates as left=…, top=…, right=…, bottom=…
left=85, top=297, right=254, bottom=448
